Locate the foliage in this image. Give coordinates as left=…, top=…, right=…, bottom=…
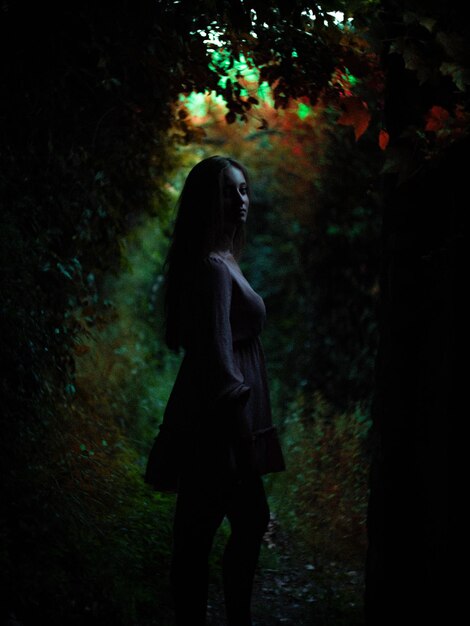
left=169, top=0, right=470, bottom=171
left=377, top=0, right=470, bottom=182
left=1, top=211, right=183, bottom=624
left=1, top=3, right=181, bottom=623
left=4, top=416, right=176, bottom=625
left=268, top=390, right=372, bottom=566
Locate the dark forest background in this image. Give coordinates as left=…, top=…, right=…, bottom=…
left=1, top=1, right=460, bottom=624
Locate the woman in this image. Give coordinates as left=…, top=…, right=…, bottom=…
left=144, top=155, right=286, bottom=626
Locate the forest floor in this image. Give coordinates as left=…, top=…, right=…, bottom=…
left=206, top=512, right=365, bottom=626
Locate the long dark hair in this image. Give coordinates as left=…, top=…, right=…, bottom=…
left=162, top=155, right=251, bottom=352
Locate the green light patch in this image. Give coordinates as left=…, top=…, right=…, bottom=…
left=297, top=102, right=313, bottom=120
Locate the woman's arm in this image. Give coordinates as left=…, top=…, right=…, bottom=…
left=200, top=255, right=251, bottom=436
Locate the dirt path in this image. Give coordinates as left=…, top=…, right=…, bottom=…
left=206, top=514, right=365, bottom=626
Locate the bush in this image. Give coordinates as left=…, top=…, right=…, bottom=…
left=269, top=390, right=371, bottom=567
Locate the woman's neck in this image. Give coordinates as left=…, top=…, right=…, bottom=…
left=214, top=230, right=236, bottom=254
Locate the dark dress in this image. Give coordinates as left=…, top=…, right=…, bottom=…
left=144, top=252, right=285, bottom=493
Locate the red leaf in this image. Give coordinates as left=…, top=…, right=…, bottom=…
left=337, top=96, right=371, bottom=140
left=379, top=129, right=390, bottom=150
left=425, top=105, right=450, bottom=132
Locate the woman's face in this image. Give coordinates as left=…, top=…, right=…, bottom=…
left=222, top=166, right=249, bottom=226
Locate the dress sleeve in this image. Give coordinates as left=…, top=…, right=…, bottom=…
left=200, top=256, right=251, bottom=413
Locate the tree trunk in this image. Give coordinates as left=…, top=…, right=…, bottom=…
left=365, top=48, right=460, bottom=626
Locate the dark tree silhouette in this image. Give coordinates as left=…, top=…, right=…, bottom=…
left=365, top=1, right=464, bottom=623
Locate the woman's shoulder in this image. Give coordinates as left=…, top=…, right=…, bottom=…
left=205, top=249, right=235, bottom=262
left=205, top=250, right=241, bottom=270
left=200, top=253, right=234, bottom=290
left=205, top=252, right=225, bottom=264
left=203, top=252, right=232, bottom=272
left=204, top=251, right=247, bottom=286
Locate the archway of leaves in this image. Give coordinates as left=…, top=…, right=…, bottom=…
left=83, top=23, right=385, bottom=623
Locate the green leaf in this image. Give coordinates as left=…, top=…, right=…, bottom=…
left=57, top=262, right=73, bottom=280
left=440, top=62, right=470, bottom=92
left=65, top=383, right=76, bottom=395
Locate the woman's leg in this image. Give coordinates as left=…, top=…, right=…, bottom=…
left=170, top=433, right=238, bottom=626
left=222, top=474, right=270, bottom=626
left=170, top=473, right=227, bottom=626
